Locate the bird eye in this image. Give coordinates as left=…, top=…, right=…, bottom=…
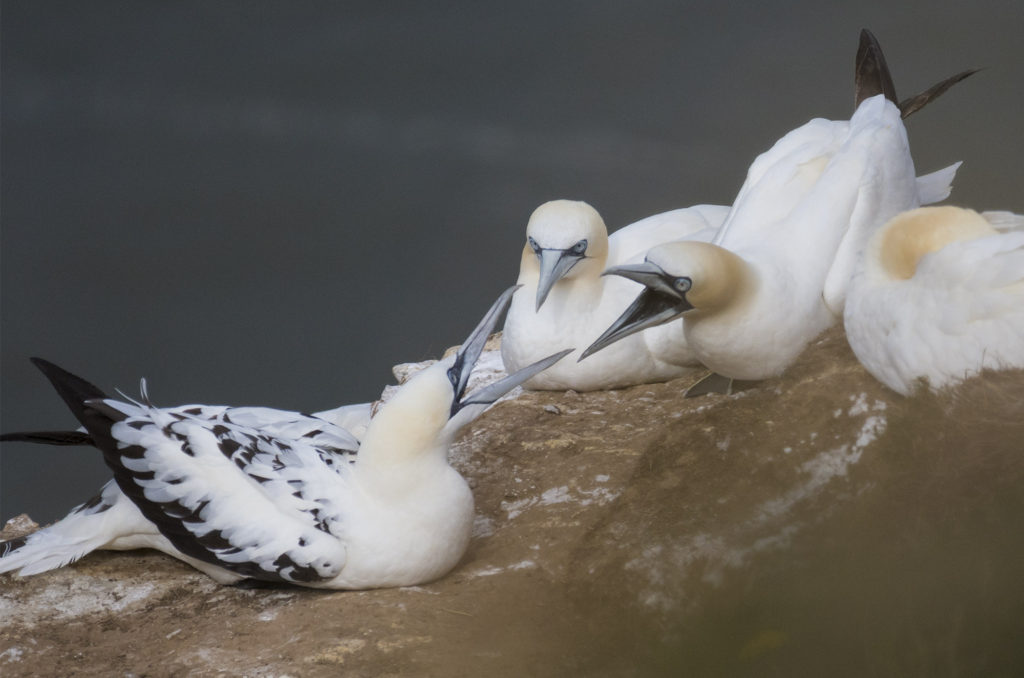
left=571, top=239, right=588, bottom=255
left=528, top=236, right=541, bottom=255
left=447, top=365, right=460, bottom=387
left=673, top=277, right=692, bottom=293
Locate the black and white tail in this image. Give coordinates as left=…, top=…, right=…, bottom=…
left=855, top=28, right=979, bottom=118
left=0, top=359, right=150, bottom=576
left=0, top=480, right=152, bottom=576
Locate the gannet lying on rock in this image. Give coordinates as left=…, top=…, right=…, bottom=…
left=583, top=30, right=973, bottom=394
left=844, top=206, right=1024, bottom=395
left=0, top=287, right=570, bottom=589
left=501, top=199, right=729, bottom=390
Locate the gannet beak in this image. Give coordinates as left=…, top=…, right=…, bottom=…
left=446, top=287, right=571, bottom=417
left=448, top=286, right=520, bottom=411
left=579, top=264, right=693, bottom=361
left=535, top=248, right=585, bottom=311
left=601, top=262, right=682, bottom=299
left=459, top=348, right=572, bottom=411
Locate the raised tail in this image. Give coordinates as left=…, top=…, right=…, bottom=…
left=855, top=28, right=979, bottom=119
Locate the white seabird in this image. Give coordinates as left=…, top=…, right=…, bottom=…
left=0, top=287, right=571, bottom=589
left=844, top=205, right=1024, bottom=395
left=582, top=30, right=971, bottom=393
left=501, top=199, right=729, bottom=391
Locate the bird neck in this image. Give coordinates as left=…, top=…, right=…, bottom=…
left=355, top=371, right=452, bottom=472
left=685, top=243, right=758, bottom=316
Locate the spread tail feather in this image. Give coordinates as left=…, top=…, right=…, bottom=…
left=0, top=529, right=98, bottom=576
left=0, top=509, right=103, bottom=576
left=855, top=29, right=978, bottom=119
left=0, top=482, right=140, bottom=577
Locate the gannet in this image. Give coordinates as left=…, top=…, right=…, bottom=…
left=501, top=199, right=730, bottom=390
left=844, top=206, right=1024, bottom=395
left=583, top=30, right=972, bottom=392
left=0, top=287, right=571, bottom=589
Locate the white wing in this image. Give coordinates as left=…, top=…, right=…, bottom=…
left=822, top=96, right=919, bottom=314
left=713, top=116, right=848, bottom=248
left=607, top=205, right=730, bottom=265
left=95, top=400, right=355, bottom=583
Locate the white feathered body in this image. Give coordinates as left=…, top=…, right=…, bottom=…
left=0, top=363, right=476, bottom=589
left=502, top=204, right=729, bottom=390
left=845, top=207, right=1024, bottom=395
left=680, top=95, right=940, bottom=380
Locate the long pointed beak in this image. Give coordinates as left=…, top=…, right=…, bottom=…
left=460, top=348, right=572, bottom=409
left=579, top=286, right=693, bottom=361
left=450, top=285, right=520, bottom=404
left=602, top=262, right=683, bottom=299
left=536, top=249, right=584, bottom=311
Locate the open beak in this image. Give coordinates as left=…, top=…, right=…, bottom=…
left=602, top=262, right=683, bottom=298
left=578, top=263, right=693, bottom=361
left=448, top=286, right=573, bottom=416
left=461, top=348, right=572, bottom=410
left=535, top=248, right=585, bottom=311
left=448, top=285, right=518, bottom=410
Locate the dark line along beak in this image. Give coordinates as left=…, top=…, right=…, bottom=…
left=535, top=248, right=585, bottom=311
left=448, top=286, right=520, bottom=414
left=600, top=262, right=683, bottom=298
left=459, top=348, right=573, bottom=411
left=579, top=263, right=693, bottom=361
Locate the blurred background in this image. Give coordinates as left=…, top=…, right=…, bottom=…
left=2, top=0, right=1022, bottom=523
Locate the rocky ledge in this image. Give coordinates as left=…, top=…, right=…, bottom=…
left=2, top=327, right=1022, bottom=677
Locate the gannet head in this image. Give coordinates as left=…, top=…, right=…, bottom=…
left=580, top=241, right=752, bottom=359
left=520, top=200, right=610, bottom=311
left=360, top=287, right=572, bottom=464
left=871, top=206, right=998, bottom=281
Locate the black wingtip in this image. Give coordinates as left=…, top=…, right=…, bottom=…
left=0, top=430, right=95, bottom=446
left=1, top=535, right=29, bottom=557
left=897, top=68, right=981, bottom=119
left=29, top=357, right=107, bottom=410
left=25, top=357, right=120, bottom=436
left=855, top=28, right=979, bottom=120
left=855, top=28, right=898, bottom=109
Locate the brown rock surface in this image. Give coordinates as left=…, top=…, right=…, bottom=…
left=2, top=327, right=1023, bottom=677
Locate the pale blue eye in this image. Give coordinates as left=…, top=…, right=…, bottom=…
left=674, top=277, right=692, bottom=293
left=571, top=239, right=588, bottom=255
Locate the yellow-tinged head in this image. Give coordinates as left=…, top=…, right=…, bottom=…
left=875, top=206, right=998, bottom=280
left=581, top=241, right=756, bottom=360
left=520, top=200, right=611, bottom=310
left=357, top=287, right=572, bottom=469
left=644, top=241, right=756, bottom=314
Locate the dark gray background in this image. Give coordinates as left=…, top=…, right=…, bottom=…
left=3, top=1, right=1022, bottom=524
